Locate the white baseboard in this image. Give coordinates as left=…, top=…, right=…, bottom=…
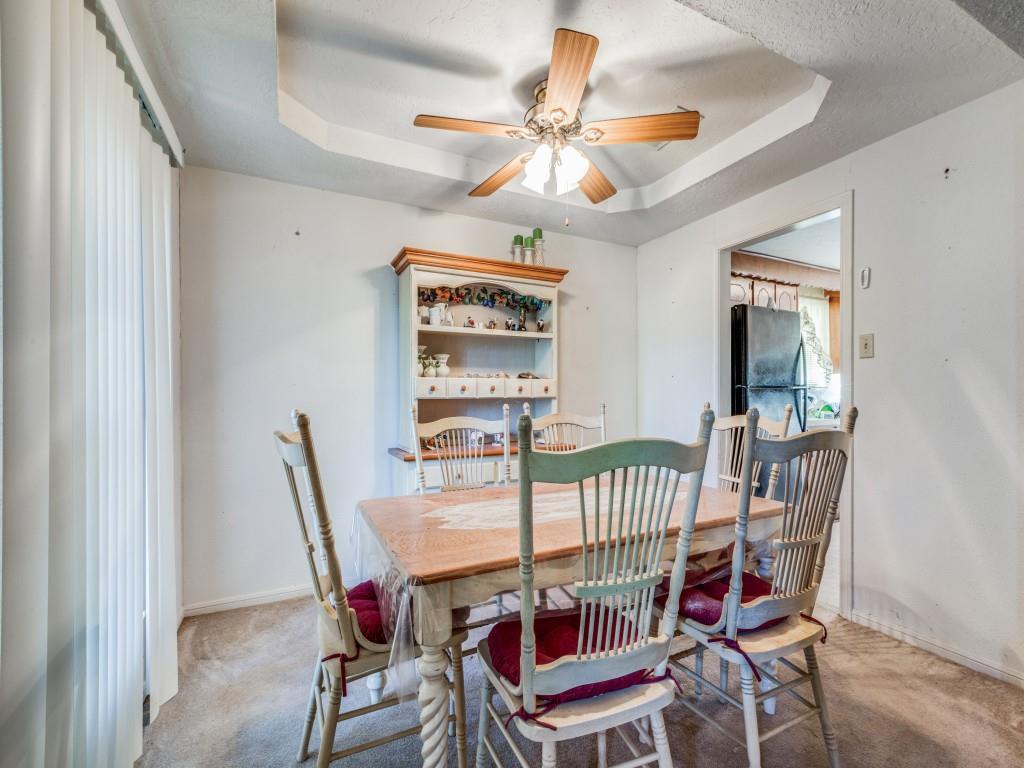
left=850, top=610, right=1024, bottom=688
left=182, top=583, right=311, bottom=618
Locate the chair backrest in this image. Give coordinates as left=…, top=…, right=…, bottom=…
left=522, top=402, right=607, bottom=451
left=711, top=402, right=792, bottom=497
left=273, top=410, right=358, bottom=657
left=515, top=407, right=715, bottom=714
left=411, top=404, right=510, bottom=492
left=696, top=407, right=857, bottom=639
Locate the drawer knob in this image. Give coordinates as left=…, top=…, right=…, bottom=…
left=544, top=386, right=549, bottom=393
left=490, top=385, right=496, bottom=393
left=429, top=385, right=436, bottom=393
left=460, top=385, right=467, bottom=393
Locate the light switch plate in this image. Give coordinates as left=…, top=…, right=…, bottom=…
left=859, top=333, right=875, bottom=359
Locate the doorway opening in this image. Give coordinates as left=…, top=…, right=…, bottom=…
left=715, top=198, right=853, bottom=616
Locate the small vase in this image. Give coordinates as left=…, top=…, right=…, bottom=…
left=534, top=239, right=545, bottom=265
left=434, top=353, right=451, bottom=377
left=424, top=362, right=437, bottom=378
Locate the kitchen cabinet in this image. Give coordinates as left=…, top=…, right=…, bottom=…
left=775, top=283, right=799, bottom=311
left=753, top=280, right=776, bottom=308
left=730, top=276, right=753, bottom=305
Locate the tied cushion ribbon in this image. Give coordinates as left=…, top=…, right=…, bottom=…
left=503, top=668, right=684, bottom=732
left=708, top=614, right=829, bottom=683
left=800, top=613, right=828, bottom=644
left=707, top=636, right=762, bottom=682
left=505, top=701, right=559, bottom=732
left=320, top=649, right=359, bottom=697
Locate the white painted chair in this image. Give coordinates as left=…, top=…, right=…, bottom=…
left=412, top=404, right=511, bottom=493
left=712, top=403, right=792, bottom=496
left=702, top=403, right=793, bottom=704
left=274, top=410, right=469, bottom=768
left=523, top=402, right=607, bottom=451
left=475, top=408, right=715, bottom=768
left=665, top=407, right=858, bottom=768
left=523, top=403, right=609, bottom=609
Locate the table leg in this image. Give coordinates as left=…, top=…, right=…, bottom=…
left=366, top=671, right=386, bottom=705
left=418, top=644, right=451, bottom=768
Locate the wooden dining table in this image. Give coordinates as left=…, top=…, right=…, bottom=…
left=355, top=481, right=785, bottom=768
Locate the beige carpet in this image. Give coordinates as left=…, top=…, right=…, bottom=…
left=138, top=598, right=1024, bottom=767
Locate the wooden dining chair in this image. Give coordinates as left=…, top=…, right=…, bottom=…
left=475, top=408, right=715, bottom=768
left=701, top=402, right=792, bottom=705
left=712, top=403, right=792, bottom=496
left=411, top=404, right=511, bottom=493
left=661, top=407, right=857, bottom=768
left=274, top=410, right=469, bottom=768
left=522, top=402, right=607, bottom=451
left=522, top=403, right=608, bottom=609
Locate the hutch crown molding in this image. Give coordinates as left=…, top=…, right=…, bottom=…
left=390, top=247, right=567, bottom=493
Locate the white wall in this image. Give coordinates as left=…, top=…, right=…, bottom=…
left=179, top=167, right=638, bottom=612
left=638, top=80, right=1024, bottom=683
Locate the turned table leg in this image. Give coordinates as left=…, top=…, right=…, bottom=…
left=418, top=644, right=451, bottom=768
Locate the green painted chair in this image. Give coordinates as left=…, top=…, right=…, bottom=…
left=475, top=407, right=715, bottom=768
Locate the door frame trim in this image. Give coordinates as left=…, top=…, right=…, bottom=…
left=712, top=190, right=855, bottom=617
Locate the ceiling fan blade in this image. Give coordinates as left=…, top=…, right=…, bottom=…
left=580, top=111, right=701, bottom=145
left=544, top=29, right=599, bottom=126
left=414, top=115, right=527, bottom=139
left=469, top=153, right=531, bottom=197
left=578, top=155, right=616, bottom=204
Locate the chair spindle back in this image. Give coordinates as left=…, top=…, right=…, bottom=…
left=703, top=407, right=857, bottom=638
left=516, top=408, right=715, bottom=714
left=523, top=402, right=607, bottom=452
left=273, top=410, right=357, bottom=656
left=711, top=402, right=792, bottom=496
left=411, top=405, right=511, bottom=492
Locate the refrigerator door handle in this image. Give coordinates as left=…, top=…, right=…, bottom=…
left=797, top=339, right=808, bottom=431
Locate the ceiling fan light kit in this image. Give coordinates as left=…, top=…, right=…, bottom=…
left=413, top=28, right=701, bottom=205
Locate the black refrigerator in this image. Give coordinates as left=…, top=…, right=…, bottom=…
left=731, top=304, right=807, bottom=433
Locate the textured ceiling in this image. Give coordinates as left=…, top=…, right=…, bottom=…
left=119, top=0, right=1024, bottom=246
left=953, top=0, right=1024, bottom=58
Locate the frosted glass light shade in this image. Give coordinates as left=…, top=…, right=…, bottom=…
left=554, top=145, right=590, bottom=195
left=521, top=144, right=553, bottom=195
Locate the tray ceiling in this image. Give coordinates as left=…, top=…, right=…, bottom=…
left=118, top=0, right=1024, bottom=245
left=277, top=0, right=819, bottom=190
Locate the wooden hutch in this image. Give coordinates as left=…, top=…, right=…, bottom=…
left=389, top=247, right=567, bottom=493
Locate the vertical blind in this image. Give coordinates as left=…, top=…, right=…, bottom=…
left=62, top=1, right=181, bottom=764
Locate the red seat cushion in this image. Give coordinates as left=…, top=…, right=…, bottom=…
left=487, top=610, right=650, bottom=705
left=346, top=579, right=387, bottom=645
left=656, top=572, right=785, bottom=633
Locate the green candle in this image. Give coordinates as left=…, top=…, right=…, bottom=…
left=524, top=237, right=534, bottom=248
left=533, top=227, right=543, bottom=240
left=513, top=234, right=524, bottom=246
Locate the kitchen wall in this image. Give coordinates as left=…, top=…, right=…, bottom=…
left=637, top=79, right=1024, bottom=683
left=179, top=167, right=638, bottom=613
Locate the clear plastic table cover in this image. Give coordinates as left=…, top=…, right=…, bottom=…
left=350, top=497, right=775, bottom=700
left=350, top=512, right=421, bottom=699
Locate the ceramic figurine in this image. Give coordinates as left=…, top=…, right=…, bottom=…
left=536, top=318, right=545, bottom=333
left=487, top=317, right=497, bottom=330
left=518, top=307, right=527, bottom=331
left=464, top=316, right=475, bottom=328
left=505, top=317, right=514, bottom=331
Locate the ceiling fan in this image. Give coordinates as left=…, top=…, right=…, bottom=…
left=413, top=28, right=701, bottom=204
